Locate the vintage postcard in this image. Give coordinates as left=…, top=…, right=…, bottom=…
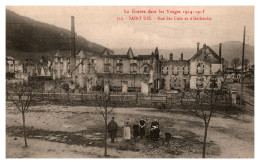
left=5, top=6, right=254, bottom=158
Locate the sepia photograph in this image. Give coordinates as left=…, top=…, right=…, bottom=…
left=5, top=6, right=254, bottom=158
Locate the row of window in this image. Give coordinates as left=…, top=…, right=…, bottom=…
left=161, top=66, right=190, bottom=74
left=54, top=62, right=150, bottom=74
left=105, top=59, right=150, bottom=64
left=196, top=77, right=218, bottom=88
left=104, top=65, right=149, bottom=73
left=197, top=63, right=217, bottom=74
left=54, top=60, right=216, bottom=75
left=55, top=58, right=97, bottom=64
left=162, top=71, right=190, bottom=75
left=55, top=58, right=154, bottom=68
left=162, top=63, right=217, bottom=75
left=162, top=66, right=189, bottom=69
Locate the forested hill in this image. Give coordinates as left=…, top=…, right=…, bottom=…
left=6, top=9, right=110, bottom=60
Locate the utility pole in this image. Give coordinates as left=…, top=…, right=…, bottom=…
left=240, top=26, right=246, bottom=110
left=71, top=16, right=76, bottom=58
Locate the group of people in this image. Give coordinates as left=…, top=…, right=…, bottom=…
left=126, top=117, right=152, bottom=141
left=107, top=117, right=172, bottom=145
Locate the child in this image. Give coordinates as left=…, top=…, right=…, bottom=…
left=162, top=130, right=172, bottom=146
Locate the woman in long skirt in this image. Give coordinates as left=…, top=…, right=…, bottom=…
left=123, top=118, right=131, bottom=140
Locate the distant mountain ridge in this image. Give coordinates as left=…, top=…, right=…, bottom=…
left=211, top=41, right=254, bottom=65
left=114, top=41, right=254, bottom=65
left=6, top=9, right=110, bottom=61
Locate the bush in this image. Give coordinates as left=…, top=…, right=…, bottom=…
left=157, top=103, right=167, bottom=111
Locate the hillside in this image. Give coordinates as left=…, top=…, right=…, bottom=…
left=211, top=41, right=254, bottom=65
left=114, top=42, right=254, bottom=65
left=6, top=9, right=110, bottom=60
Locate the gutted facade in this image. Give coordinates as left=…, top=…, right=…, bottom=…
left=51, top=47, right=164, bottom=93
left=161, top=53, right=190, bottom=91
left=10, top=42, right=224, bottom=93
left=189, top=44, right=223, bottom=90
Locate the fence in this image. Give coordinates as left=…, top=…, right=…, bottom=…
left=6, top=90, right=232, bottom=108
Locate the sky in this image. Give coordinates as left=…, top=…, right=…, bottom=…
left=7, top=6, right=254, bottom=49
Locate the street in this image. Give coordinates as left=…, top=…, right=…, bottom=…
left=6, top=102, right=254, bottom=158
left=228, top=83, right=254, bottom=106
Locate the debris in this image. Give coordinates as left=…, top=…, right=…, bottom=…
left=49, top=136, right=58, bottom=141
left=63, top=125, right=71, bottom=128
left=60, top=139, right=66, bottom=142
left=172, top=135, right=184, bottom=139
left=75, top=133, right=82, bottom=136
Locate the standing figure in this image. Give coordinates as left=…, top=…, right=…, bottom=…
left=162, top=130, right=172, bottom=146
left=139, top=118, right=146, bottom=139
left=132, top=121, right=140, bottom=141
left=145, top=117, right=151, bottom=138
left=123, top=118, right=131, bottom=140
left=107, top=117, right=118, bottom=143
left=151, top=119, right=159, bottom=128
left=153, top=125, right=160, bottom=142
left=150, top=119, right=160, bottom=141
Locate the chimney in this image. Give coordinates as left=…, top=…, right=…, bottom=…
left=219, top=43, right=222, bottom=63
left=155, top=47, right=159, bottom=60
left=197, top=42, right=200, bottom=53
left=181, top=53, right=183, bottom=61
left=202, top=44, right=206, bottom=53
left=71, top=16, right=76, bottom=58
left=169, top=53, right=173, bottom=61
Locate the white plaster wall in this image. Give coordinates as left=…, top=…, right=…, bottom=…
left=141, top=81, right=149, bottom=95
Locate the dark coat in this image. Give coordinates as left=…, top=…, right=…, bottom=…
left=151, top=121, right=159, bottom=128
left=108, top=120, right=118, bottom=134
left=139, top=120, right=145, bottom=126
left=133, top=123, right=140, bottom=137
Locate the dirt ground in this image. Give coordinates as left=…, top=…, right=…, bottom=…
left=6, top=101, right=254, bottom=158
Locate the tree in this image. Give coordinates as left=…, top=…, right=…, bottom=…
left=93, top=92, right=115, bottom=157
left=180, top=75, right=226, bottom=158
left=7, top=80, right=41, bottom=147
left=243, top=59, right=250, bottom=72
left=231, top=57, right=241, bottom=69
left=223, top=60, right=229, bottom=69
